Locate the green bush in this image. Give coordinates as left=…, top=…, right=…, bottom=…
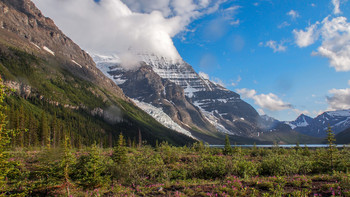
left=73, top=144, right=108, bottom=189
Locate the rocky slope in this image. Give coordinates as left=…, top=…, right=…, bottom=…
left=0, top=0, right=195, bottom=146
left=94, top=53, right=262, bottom=141
left=335, top=127, right=350, bottom=144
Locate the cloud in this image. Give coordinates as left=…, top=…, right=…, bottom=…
left=313, top=17, right=350, bottom=71
left=292, top=109, right=310, bottom=116
left=287, top=10, right=299, bottom=20
left=257, top=108, right=265, bottom=115
left=293, top=22, right=319, bottom=47
left=231, top=75, right=242, bottom=86
left=32, top=0, right=225, bottom=63
left=294, top=16, right=350, bottom=71
left=201, top=5, right=241, bottom=41
left=264, top=40, right=287, bottom=52
left=327, top=88, right=350, bottom=110
left=348, top=80, right=350, bottom=86
left=278, top=21, right=290, bottom=29
left=199, top=72, right=225, bottom=87
left=332, top=0, right=341, bottom=14
left=198, top=71, right=209, bottom=80
left=236, top=88, right=292, bottom=111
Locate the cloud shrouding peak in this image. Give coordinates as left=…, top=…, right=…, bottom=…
left=32, top=0, right=223, bottom=61
left=236, top=88, right=292, bottom=111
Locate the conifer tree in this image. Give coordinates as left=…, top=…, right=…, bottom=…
left=60, top=136, right=75, bottom=196
left=112, top=133, right=127, bottom=164
left=0, top=77, right=11, bottom=189
left=40, top=112, right=50, bottom=148
left=326, top=126, right=336, bottom=170
left=223, top=135, right=232, bottom=155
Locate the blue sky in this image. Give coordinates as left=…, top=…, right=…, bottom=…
left=173, top=0, right=350, bottom=121
left=33, top=0, right=350, bottom=121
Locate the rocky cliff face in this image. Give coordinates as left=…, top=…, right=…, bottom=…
left=94, top=53, right=262, bottom=139
left=0, top=0, right=126, bottom=99
left=0, top=0, right=196, bottom=146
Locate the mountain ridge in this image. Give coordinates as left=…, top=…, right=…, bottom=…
left=286, top=109, right=350, bottom=137
left=0, top=0, right=195, bottom=146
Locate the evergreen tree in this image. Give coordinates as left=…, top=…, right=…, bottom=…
left=74, top=143, right=106, bottom=189
left=112, top=133, right=127, bottom=164
left=0, top=77, right=11, bottom=189
left=326, top=126, right=336, bottom=170
left=60, top=136, right=75, bottom=196
left=223, top=135, right=232, bottom=155
left=40, top=112, right=50, bottom=148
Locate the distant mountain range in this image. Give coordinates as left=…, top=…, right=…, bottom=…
left=285, top=110, right=350, bottom=137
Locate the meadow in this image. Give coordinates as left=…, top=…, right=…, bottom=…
left=2, top=137, right=350, bottom=197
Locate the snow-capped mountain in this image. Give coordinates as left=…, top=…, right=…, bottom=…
left=286, top=109, right=350, bottom=137
left=93, top=53, right=262, bottom=141
left=286, top=114, right=315, bottom=130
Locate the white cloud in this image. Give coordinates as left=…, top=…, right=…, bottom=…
left=332, top=0, right=341, bottom=14
left=314, top=17, right=350, bottom=71
left=257, top=108, right=265, bottom=115
left=292, top=109, right=310, bottom=116
left=287, top=10, right=299, bottom=20
left=199, top=71, right=225, bottom=87
left=236, top=88, right=292, bottom=111
left=327, top=88, right=350, bottom=110
left=231, top=75, right=242, bottom=86
left=265, top=40, right=287, bottom=52
left=278, top=21, right=290, bottom=29
left=294, top=15, right=350, bottom=71
left=293, top=22, right=319, bottom=47
left=198, top=71, right=209, bottom=80
left=32, top=0, right=225, bottom=63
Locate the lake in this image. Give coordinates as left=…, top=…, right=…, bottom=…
left=210, top=144, right=350, bottom=148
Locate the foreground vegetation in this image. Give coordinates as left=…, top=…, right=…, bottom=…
left=0, top=74, right=350, bottom=196
left=1, top=140, right=350, bottom=196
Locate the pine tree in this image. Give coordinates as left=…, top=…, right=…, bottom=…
left=138, top=129, right=142, bottom=148
left=60, top=136, right=75, bottom=196
left=326, top=126, right=336, bottom=170
left=75, top=143, right=106, bottom=189
left=112, top=133, right=127, bottom=164
left=40, top=112, right=49, bottom=148
left=0, top=77, right=11, bottom=189
left=223, top=135, right=232, bottom=155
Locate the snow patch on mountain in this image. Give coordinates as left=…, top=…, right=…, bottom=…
left=326, top=110, right=350, bottom=117
left=43, top=46, right=54, bottom=56
left=71, top=60, right=82, bottom=68
left=132, top=99, right=196, bottom=139
left=193, top=101, right=233, bottom=134
left=92, top=54, right=128, bottom=85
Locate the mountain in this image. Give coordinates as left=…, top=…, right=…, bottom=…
left=0, top=0, right=195, bottom=146
left=93, top=53, right=263, bottom=143
left=335, top=127, right=350, bottom=144
left=286, top=110, right=350, bottom=137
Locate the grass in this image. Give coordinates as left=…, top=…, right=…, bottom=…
left=2, top=144, right=350, bottom=196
